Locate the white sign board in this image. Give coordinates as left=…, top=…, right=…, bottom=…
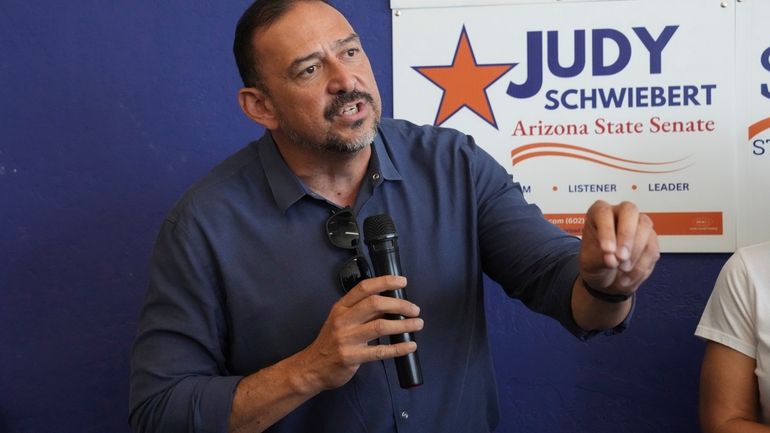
left=392, top=0, right=738, bottom=252
left=736, top=0, right=770, bottom=248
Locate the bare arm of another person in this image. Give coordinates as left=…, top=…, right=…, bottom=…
left=700, top=341, right=770, bottom=433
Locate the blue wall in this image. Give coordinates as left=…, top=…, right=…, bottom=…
left=0, top=2, right=727, bottom=432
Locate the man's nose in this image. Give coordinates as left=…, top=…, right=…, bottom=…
left=327, top=61, right=356, bottom=94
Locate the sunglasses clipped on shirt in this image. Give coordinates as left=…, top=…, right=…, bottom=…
left=325, top=207, right=373, bottom=293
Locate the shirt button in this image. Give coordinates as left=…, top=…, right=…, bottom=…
left=372, top=172, right=381, bottom=181
left=400, top=410, right=409, bottom=420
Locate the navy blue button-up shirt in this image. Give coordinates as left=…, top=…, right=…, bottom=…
left=130, top=118, right=619, bottom=433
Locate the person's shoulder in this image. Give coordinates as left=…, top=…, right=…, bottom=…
left=381, top=117, right=467, bottom=140
left=166, top=142, right=261, bottom=223
left=379, top=118, right=479, bottom=154
left=713, top=241, right=770, bottom=299
left=723, top=241, right=770, bottom=277
left=737, top=240, right=770, bottom=263
left=732, top=241, right=770, bottom=289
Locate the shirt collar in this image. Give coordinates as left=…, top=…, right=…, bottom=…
left=255, top=126, right=403, bottom=213
left=254, top=133, right=307, bottom=212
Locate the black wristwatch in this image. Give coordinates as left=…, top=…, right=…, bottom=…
left=582, top=280, right=633, bottom=303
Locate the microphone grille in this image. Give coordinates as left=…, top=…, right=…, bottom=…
left=363, top=214, right=397, bottom=240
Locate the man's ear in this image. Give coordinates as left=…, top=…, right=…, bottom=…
left=238, top=87, right=279, bottom=130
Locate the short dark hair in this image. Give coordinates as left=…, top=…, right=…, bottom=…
left=233, top=0, right=331, bottom=88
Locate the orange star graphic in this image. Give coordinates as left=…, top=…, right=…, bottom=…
left=414, top=26, right=516, bottom=129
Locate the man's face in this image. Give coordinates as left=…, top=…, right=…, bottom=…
left=252, top=1, right=382, bottom=154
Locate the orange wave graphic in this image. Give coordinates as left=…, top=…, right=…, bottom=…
left=748, top=117, right=770, bottom=139
left=510, top=142, right=693, bottom=173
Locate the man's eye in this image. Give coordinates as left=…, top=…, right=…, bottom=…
left=346, top=48, right=359, bottom=57
left=303, top=65, right=317, bottom=75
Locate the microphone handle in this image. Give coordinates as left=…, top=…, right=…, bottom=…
left=369, top=241, right=423, bottom=389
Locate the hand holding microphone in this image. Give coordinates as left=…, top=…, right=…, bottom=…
left=364, top=214, right=424, bottom=389
left=302, top=211, right=422, bottom=393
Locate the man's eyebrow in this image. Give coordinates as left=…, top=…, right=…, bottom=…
left=288, top=52, right=323, bottom=74
left=335, top=33, right=361, bottom=48
left=287, top=33, right=361, bottom=73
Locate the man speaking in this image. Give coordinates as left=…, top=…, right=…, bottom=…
left=129, top=1, right=660, bottom=432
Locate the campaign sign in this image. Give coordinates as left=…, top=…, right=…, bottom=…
left=736, top=0, right=770, bottom=248
left=392, top=0, right=736, bottom=252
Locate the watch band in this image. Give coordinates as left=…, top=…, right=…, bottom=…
left=582, top=280, right=633, bottom=303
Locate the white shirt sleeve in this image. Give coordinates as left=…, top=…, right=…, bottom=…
left=695, top=249, right=758, bottom=359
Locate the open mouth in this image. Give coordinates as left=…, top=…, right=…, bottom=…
left=325, top=90, right=375, bottom=121
left=341, top=103, right=360, bottom=116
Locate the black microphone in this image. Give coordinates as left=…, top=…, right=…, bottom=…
left=363, top=214, right=423, bottom=389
